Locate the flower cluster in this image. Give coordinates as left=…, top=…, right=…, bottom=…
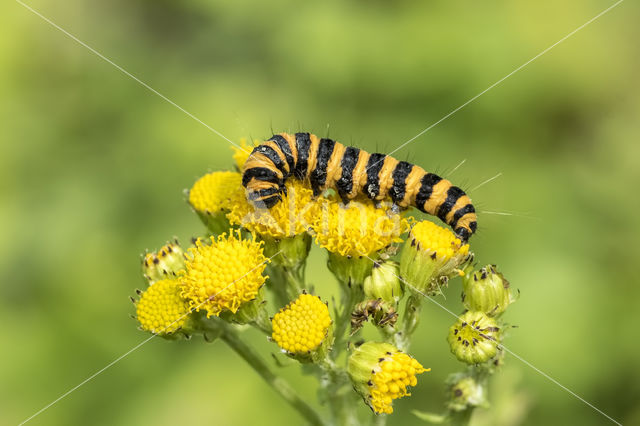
left=228, top=179, right=317, bottom=239
left=129, top=138, right=519, bottom=425
left=311, top=198, right=409, bottom=257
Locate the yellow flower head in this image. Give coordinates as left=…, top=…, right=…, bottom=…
left=271, top=293, right=332, bottom=354
left=231, top=138, right=258, bottom=170
left=409, top=220, right=469, bottom=261
left=228, top=179, right=318, bottom=238
left=348, top=342, right=429, bottom=414
left=188, top=171, right=243, bottom=214
left=136, top=279, right=190, bottom=335
left=311, top=199, right=409, bottom=257
left=400, top=220, right=471, bottom=295
left=180, top=231, right=268, bottom=317
left=370, top=352, right=427, bottom=414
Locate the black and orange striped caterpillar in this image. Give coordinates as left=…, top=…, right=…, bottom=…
left=242, top=132, right=477, bottom=242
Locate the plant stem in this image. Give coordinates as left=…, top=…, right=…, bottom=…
left=449, top=408, right=473, bottom=426
left=332, top=281, right=362, bottom=360
left=267, top=265, right=292, bottom=308
left=252, top=303, right=273, bottom=335
left=318, top=358, right=358, bottom=426
left=394, top=293, right=423, bottom=351
left=284, top=265, right=306, bottom=298
left=203, top=319, right=326, bottom=426
left=267, top=262, right=307, bottom=308
left=371, top=413, right=387, bottom=426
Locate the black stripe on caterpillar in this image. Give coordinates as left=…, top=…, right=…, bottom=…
left=242, top=132, right=477, bottom=242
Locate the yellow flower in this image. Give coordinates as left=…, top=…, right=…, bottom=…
left=400, top=220, right=471, bottom=295
left=135, top=279, right=190, bottom=335
left=231, top=138, right=258, bottom=170
left=271, top=293, right=332, bottom=355
left=180, top=231, right=268, bottom=317
left=348, top=342, right=429, bottom=414
left=228, top=179, right=318, bottom=239
left=188, top=171, right=242, bottom=215
left=409, top=220, right=469, bottom=261
left=311, top=198, right=409, bottom=257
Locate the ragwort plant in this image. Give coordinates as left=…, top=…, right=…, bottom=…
left=131, top=139, right=518, bottom=426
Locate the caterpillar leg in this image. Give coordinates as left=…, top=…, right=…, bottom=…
left=454, top=227, right=471, bottom=243
left=389, top=203, right=401, bottom=215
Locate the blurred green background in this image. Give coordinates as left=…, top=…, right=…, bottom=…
left=2, top=0, right=639, bottom=425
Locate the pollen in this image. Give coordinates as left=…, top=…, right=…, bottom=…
left=410, top=220, right=469, bottom=260
left=228, top=179, right=318, bottom=238
left=180, top=231, right=268, bottom=317
left=188, top=171, right=243, bottom=214
left=271, top=293, right=332, bottom=354
left=369, top=351, right=429, bottom=414
left=135, top=279, right=190, bottom=334
left=311, top=199, right=409, bottom=257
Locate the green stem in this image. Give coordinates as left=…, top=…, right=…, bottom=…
left=449, top=408, right=473, bottom=426
left=267, top=265, right=292, bottom=308
left=394, top=293, right=423, bottom=351
left=371, top=413, right=387, bottom=426
left=332, top=282, right=362, bottom=360
left=317, top=359, right=356, bottom=426
left=284, top=265, right=306, bottom=298
left=252, top=304, right=273, bottom=335
left=267, top=262, right=307, bottom=308
left=216, top=321, right=326, bottom=426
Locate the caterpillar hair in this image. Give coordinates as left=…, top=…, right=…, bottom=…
left=241, top=132, right=477, bottom=242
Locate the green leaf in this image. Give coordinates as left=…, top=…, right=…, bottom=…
left=412, top=410, right=449, bottom=423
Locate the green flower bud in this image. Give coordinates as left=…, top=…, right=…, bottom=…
left=348, top=342, right=429, bottom=414
left=142, top=241, right=186, bottom=284
left=400, top=221, right=471, bottom=296
left=462, top=265, right=516, bottom=316
left=364, top=261, right=403, bottom=305
left=260, top=233, right=312, bottom=270
left=446, top=372, right=488, bottom=412
left=448, top=311, right=500, bottom=364
left=351, top=299, right=398, bottom=334
left=327, top=252, right=373, bottom=287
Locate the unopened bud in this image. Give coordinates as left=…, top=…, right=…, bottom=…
left=446, top=372, right=488, bottom=412
left=448, top=311, right=500, bottom=364
left=351, top=299, right=398, bottom=334
left=364, top=261, right=403, bottom=305
left=142, top=242, right=186, bottom=284
left=462, top=265, right=516, bottom=316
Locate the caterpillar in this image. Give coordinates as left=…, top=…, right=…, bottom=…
left=241, top=132, right=477, bottom=242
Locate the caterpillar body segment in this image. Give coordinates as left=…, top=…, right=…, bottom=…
left=242, top=132, right=477, bottom=242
